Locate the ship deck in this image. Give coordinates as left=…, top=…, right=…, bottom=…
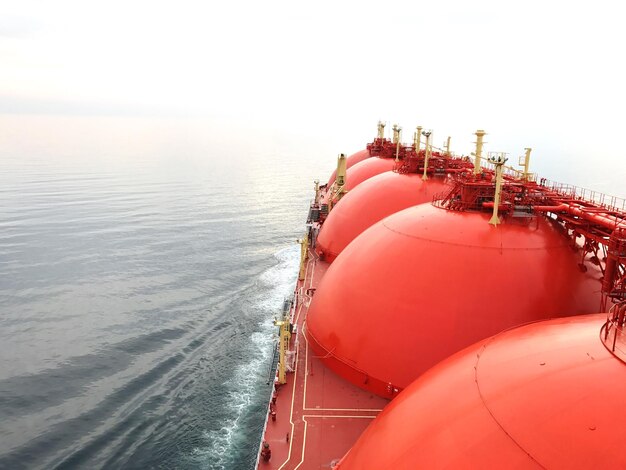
left=257, top=247, right=388, bottom=469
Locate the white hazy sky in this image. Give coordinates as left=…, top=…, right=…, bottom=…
left=1, top=0, right=625, bottom=189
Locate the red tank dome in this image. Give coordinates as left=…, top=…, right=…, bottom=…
left=306, top=204, right=602, bottom=397
left=316, top=172, right=448, bottom=262
left=342, top=157, right=396, bottom=192
left=337, top=313, right=626, bottom=469
left=327, top=149, right=371, bottom=187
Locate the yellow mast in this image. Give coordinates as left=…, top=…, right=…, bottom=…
left=395, top=126, right=402, bottom=162
left=314, top=180, right=320, bottom=205
left=298, top=236, right=308, bottom=281
left=274, top=315, right=291, bottom=385
left=473, top=129, right=486, bottom=175
left=520, top=148, right=532, bottom=181
left=415, top=126, right=423, bottom=152
left=332, top=153, right=347, bottom=205
left=377, top=121, right=386, bottom=139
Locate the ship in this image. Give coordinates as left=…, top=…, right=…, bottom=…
left=255, top=122, right=626, bottom=468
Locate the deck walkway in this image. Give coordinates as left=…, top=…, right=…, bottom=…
left=259, top=250, right=388, bottom=469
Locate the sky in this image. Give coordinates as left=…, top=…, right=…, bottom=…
left=1, top=0, right=625, bottom=191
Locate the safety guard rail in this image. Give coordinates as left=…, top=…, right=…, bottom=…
left=601, top=302, right=626, bottom=363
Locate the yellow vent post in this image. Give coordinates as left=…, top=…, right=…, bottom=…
left=422, top=130, right=432, bottom=180
left=395, top=126, right=402, bottom=162
left=489, top=153, right=508, bottom=226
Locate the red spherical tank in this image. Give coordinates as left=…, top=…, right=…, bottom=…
left=337, top=313, right=626, bottom=469
left=306, top=204, right=603, bottom=398
left=316, top=172, right=448, bottom=262
left=343, top=157, right=396, bottom=192
left=327, top=149, right=371, bottom=187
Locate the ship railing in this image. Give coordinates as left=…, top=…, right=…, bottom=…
left=477, top=156, right=625, bottom=212
left=537, top=178, right=626, bottom=213
left=428, top=144, right=448, bottom=154
left=431, top=196, right=445, bottom=209
left=431, top=189, right=449, bottom=208
left=256, top=345, right=279, bottom=468
left=601, top=302, right=626, bottom=363
left=478, top=156, right=537, bottom=181
left=432, top=156, right=626, bottom=216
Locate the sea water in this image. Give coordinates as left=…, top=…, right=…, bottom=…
left=0, top=115, right=332, bottom=469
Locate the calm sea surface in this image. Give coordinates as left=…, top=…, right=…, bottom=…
left=0, top=116, right=334, bottom=469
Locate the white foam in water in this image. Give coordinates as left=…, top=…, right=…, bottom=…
left=258, top=246, right=301, bottom=312
left=196, top=245, right=300, bottom=469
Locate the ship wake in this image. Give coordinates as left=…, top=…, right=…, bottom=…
left=192, top=245, right=299, bottom=469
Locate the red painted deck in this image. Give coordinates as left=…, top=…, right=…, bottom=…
left=257, top=249, right=388, bottom=469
